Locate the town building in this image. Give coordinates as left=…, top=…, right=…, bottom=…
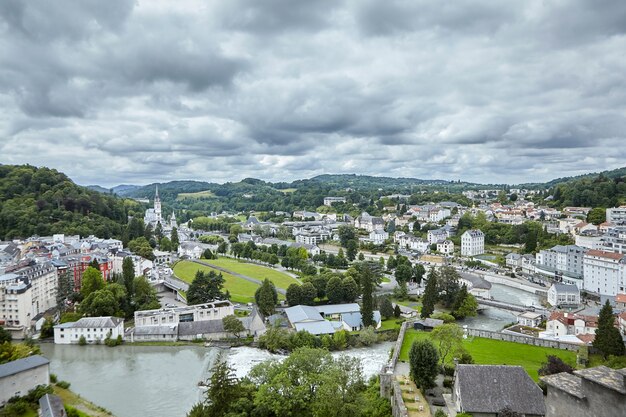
left=542, top=366, right=626, bottom=417
left=606, top=206, right=626, bottom=225
left=427, top=229, right=448, bottom=245
left=354, top=212, right=384, bottom=232
left=284, top=303, right=381, bottom=335
left=535, top=245, right=587, bottom=288
left=53, top=316, right=125, bottom=344
left=547, top=283, right=581, bottom=307
left=323, top=197, right=346, bottom=206
left=452, top=365, right=546, bottom=417
left=583, top=250, right=626, bottom=296
left=516, top=311, right=543, bottom=328
left=0, top=278, right=32, bottom=339
left=437, top=240, right=454, bottom=255
left=542, top=312, right=597, bottom=344
left=0, top=355, right=50, bottom=406
left=368, top=229, right=389, bottom=245
left=460, top=229, right=485, bottom=257
left=134, top=301, right=234, bottom=327
left=600, top=226, right=626, bottom=254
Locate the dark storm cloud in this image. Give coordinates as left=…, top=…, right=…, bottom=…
left=1, top=0, right=625, bottom=186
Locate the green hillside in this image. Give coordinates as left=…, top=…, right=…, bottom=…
left=0, top=165, right=143, bottom=240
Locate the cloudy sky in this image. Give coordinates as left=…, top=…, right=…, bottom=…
left=1, top=0, right=625, bottom=187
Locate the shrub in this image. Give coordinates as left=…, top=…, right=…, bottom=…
left=458, top=352, right=474, bottom=364
left=50, top=373, right=58, bottom=383
left=358, top=327, right=378, bottom=347
left=78, top=335, right=86, bottom=346
left=431, top=312, right=456, bottom=323
left=443, top=376, right=454, bottom=389
left=56, top=380, right=71, bottom=389
left=434, top=409, right=447, bottom=417
left=442, top=364, right=456, bottom=377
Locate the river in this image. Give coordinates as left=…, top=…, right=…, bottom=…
left=40, top=341, right=393, bottom=417
left=458, top=283, right=545, bottom=331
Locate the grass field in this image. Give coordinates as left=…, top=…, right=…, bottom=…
left=379, top=318, right=405, bottom=331
left=205, top=257, right=300, bottom=290
left=398, top=330, right=576, bottom=381
left=176, top=190, right=215, bottom=200
left=276, top=188, right=297, bottom=193
left=173, top=261, right=260, bottom=304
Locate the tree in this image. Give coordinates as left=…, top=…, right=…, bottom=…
left=133, top=276, right=160, bottom=310
left=338, top=225, right=356, bottom=247
left=395, top=263, right=412, bottom=285
left=538, top=355, right=574, bottom=376
left=393, top=304, right=401, bottom=318
left=413, top=264, right=426, bottom=285
left=286, top=283, right=303, bottom=306
left=593, top=300, right=625, bottom=357
left=56, top=270, right=75, bottom=308
left=452, top=284, right=469, bottom=314
left=40, top=317, right=54, bottom=338
left=300, top=282, right=317, bottom=305
left=587, top=207, right=606, bottom=225
left=326, top=276, right=344, bottom=304
left=255, top=279, right=278, bottom=316
left=455, top=293, right=478, bottom=319
left=80, top=289, right=118, bottom=317
left=0, top=326, right=11, bottom=344
left=159, top=236, right=172, bottom=252
left=431, top=323, right=465, bottom=367
left=346, top=239, right=358, bottom=261
left=409, top=339, right=439, bottom=390
left=341, top=277, right=359, bottom=303
left=80, top=267, right=105, bottom=299
left=170, top=227, right=180, bottom=251
left=187, top=270, right=227, bottom=305
left=524, top=228, right=538, bottom=253
left=201, top=355, right=243, bottom=416
left=438, top=266, right=461, bottom=307
left=379, top=297, right=394, bottom=320
left=122, top=257, right=135, bottom=298
left=421, top=268, right=438, bottom=318
left=223, top=315, right=246, bottom=338
left=360, top=263, right=375, bottom=327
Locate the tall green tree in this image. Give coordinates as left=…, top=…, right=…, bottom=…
left=170, top=227, right=180, bottom=251
left=326, top=276, right=344, bottom=304
left=56, top=270, right=75, bottom=308
left=133, top=276, right=160, bottom=311
left=341, top=277, right=359, bottom=303
left=379, top=297, right=394, bottom=320
left=360, top=263, right=375, bottom=327
left=255, top=278, right=278, bottom=316
left=431, top=323, right=465, bottom=367
left=346, top=239, right=358, bottom=261
left=593, top=300, right=625, bottom=357
left=438, top=266, right=460, bottom=308
left=409, top=339, right=439, bottom=390
left=300, top=282, right=317, bottom=306
left=337, top=225, right=356, bottom=247
left=413, top=264, right=426, bottom=285
left=80, top=289, right=118, bottom=317
left=524, top=228, right=538, bottom=253
left=421, top=267, right=438, bottom=318
left=187, top=270, right=227, bottom=305
left=286, top=283, right=302, bottom=306
left=395, top=263, right=413, bottom=285
left=122, top=257, right=135, bottom=297
left=80, top=267, right=105, bottom=299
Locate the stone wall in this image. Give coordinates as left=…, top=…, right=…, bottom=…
left=466, top=328, right=582, bottom=351
left=380, top=320, right=415, bottom=398
left=390, top=381, right=408, bottom=417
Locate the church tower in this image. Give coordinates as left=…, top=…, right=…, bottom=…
left=154, top=185, right=162, bottom=224
left=170, top=211, right=177, bottom=228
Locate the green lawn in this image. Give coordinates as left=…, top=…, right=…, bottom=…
left=379, top=318, right=405, bottom=331
left=176, top=190, right=216, bottom=200
left=205, top=257, right=300, bottom=290
left=399, top=330, right=576, bottom=381
left=173, top=261, right=261, bottom=304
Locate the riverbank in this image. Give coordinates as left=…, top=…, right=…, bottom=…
left=479, top=272, right=548, bottom=296
left=54, top=386, right=114, bottom=417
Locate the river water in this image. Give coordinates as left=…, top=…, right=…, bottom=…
left=459, top=283, right=545, bottom=331
left=40, top=341, right=393, bottom=417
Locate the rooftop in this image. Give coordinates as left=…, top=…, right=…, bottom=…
left=0, top=355, right=50, bottom=379
left=455, top=365, right=546, bottom=415
left=575, top=366, right=626, bottom=394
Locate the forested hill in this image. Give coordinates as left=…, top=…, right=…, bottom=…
left=0, top=165, right=143, bottom=240
left=547, top=172, right=626, bottom=208
left=519, top=166, right=626, bottom=189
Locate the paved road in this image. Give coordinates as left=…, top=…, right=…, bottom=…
left=192, top=259, right=288, bottom=295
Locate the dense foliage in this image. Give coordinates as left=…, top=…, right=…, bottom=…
left=0, top=165, right=142, bottom=240
left=187, top=348, right=391, bottom=417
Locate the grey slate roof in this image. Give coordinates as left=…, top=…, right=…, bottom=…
left=66, top=316, right=123, bottom=329
left=574, top=366, right=626, bottom=394
left=315, top=303, right=360, bottom=316
left=285, top=305, right=323, bottom=323
left=294, top=320, right=336, bottom=335
left=541, top=372, right=584, bottom=399
left=551, top=283, right=579, bottom=293
left=39, top=394, right=66, bottom=417
left=178, top=320, right=225, bottom=336
left=133, top=325, right=178, bottom=336
left=455, top=365, right=546, bottom=415
left=0, top=355, right=49, bottom=378
left=414, top=318, right=444, bottom=328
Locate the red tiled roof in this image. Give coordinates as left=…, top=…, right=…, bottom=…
left=586, top=250, right=625, bottom=261
left=577, top=334, right=596, bottom=344
left=616, top=293, right=626, bottom=304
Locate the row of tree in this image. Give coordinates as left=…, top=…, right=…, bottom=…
left=421, top=266, right=478, bottom=320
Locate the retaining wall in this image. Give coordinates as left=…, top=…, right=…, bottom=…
left=466, top=328, right=582, bottom=351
